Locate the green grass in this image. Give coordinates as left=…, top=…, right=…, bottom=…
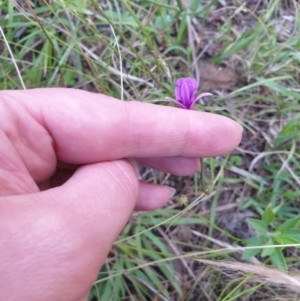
left=2, top=0, right=300, bottom=300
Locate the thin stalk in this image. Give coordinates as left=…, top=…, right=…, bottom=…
left=92, top=0, right=160, bottom=86
left=0, top=26, right=26, bottom=89
left=200, top=158, right=208, bottom=194
left=26, top=0, right=66, bottom=87
left=176, top=0, right=184, bottom=11
left=120, top=0, right=163, bottom=83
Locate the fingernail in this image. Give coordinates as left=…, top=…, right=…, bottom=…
left=167, top=186, right=176, bottom=199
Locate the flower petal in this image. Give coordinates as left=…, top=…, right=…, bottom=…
left=182, top=80, right=193, bottom=108
left=175, top=78, right=198, bottom=109
left=194, top=92, right=213, bottom=101
left=190, top=92, right=213, bottom=108
left=174, top=79, right=183, bottom=101
left=165, top=97, right=188, bottom=109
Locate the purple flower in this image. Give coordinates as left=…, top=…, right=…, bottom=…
left=166, top=77, right=212, bottom=110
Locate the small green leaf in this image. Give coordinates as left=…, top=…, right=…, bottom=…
left=261, top=79, right=300, bottom=100
left=272, top=201, right=283, bottom=214
left=242, top=237, right=264, bottom=260
left=261, top=238, right=275, bottom=257
left=247, top=218, right=268, bottom=234
left=276, top=216, right=300, bottom=232
left=274, top=235, right=300, bottom=245
left=283, top=230, right=300, bottom=243
left=242, top=247, right=261, bottom=260
left=273, top=114, right=300, bottom=148
left=262, top=206, right=275, bottom=225
left=229, top=155, right=243, bottom=166
left=270, top=248, right=287, bottom=273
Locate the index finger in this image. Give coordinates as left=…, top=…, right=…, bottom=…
left=6, top=88, right=243, bottom=163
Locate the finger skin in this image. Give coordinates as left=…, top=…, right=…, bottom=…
left=1, top=88, right=242, bottom=163
left=0, top=88, right=242, bottom=300
left=137, top=156, right=200, bottom=176
left=40, top=157, right=200, bottom=191
left=135, top=181, right=172, bottom=211
left=0, top=160, right=139, bottom=301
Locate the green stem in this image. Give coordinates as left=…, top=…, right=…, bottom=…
left=200, top=158, right=208, bottom=194
left=176, top=0, right=184, bottom=11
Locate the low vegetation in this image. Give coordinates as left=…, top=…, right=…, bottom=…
left=1, top=0, right=300, bottom=300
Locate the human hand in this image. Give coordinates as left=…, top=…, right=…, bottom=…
left=0, top=88, right=242, bottom=300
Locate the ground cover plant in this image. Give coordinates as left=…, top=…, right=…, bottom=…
left=1, top=0, right=300, bottom=300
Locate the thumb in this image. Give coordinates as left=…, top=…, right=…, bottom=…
left=0, top=160, right=139, bottom=301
